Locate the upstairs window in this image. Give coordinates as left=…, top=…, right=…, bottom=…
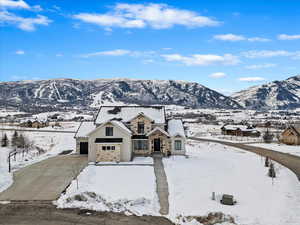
left=106, top=127, right=113, bottom=136
left=174, top=140, right=182, bottom=151
left=137, top=122, right=145, bottom=134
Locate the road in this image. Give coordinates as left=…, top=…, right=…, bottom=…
left=190, top=137, right=300, bottom=181
left=0, top=155, right=88, bottom=201
left=0, top=203, right=174, bottom=225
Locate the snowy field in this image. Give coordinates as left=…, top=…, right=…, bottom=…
left=248, top=143, right=300, bottom=157
left=164, top=140, right=300, bottom=225
left=0, top=131, right=76, bottom=192
left=56, top=165, right=160, bottom=216
left=0, top=121, right=81, bottom=132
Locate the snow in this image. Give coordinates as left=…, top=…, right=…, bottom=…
left=75, top=121, right=96, bottom=138
left=163, top=140, right=300, bottom=225
left=0, top=147, right=13, bottom=193
left=0, top=131, right=76, bottom=192
left=95, top=106, right=165, bottom=124
left=168, top=119, right=186, bottom=137
left=56, top=165, right=160, bottom=216
left=95, top=157, right=153, bottom=165
left=248, top=143, right=300, bottom=157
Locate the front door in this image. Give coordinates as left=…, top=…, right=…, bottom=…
left=154, top=138, right=161, bottom=152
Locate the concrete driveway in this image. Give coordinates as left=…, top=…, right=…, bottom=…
left=0, top=154, right=88, bottom=201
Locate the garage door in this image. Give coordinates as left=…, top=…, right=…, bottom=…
left=80, top=142, right=88, bottom=154
left=96, top=144, right=121, bottom=162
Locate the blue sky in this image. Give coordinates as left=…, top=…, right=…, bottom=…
left=1, top=0, right=300, bottom=94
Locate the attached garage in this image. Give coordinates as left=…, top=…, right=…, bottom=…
left=96, top=144, right=121, bottom=162
left=79, top=142, right=89, bottom=154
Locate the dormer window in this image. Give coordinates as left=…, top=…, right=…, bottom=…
left=106, top=127, right=113, bottom=136
left=138, top=122, right=145, bottom=134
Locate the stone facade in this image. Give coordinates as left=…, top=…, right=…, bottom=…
left=130, top=114, right=152, bottom=135
left=148, top=130, right=171, bottom=155
left=95, top=144, right=121, bottom=162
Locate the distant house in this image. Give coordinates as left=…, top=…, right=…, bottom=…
left=74, top=106, right=186, bottom=162
left=221, top=124, right=261, bottom=137
left=20, top=119, right=48, bottom=128
left=280, top=126, right=300, bottom=145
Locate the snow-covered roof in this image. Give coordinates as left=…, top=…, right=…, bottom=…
left=95, top=106, right=165, bottom=124
left=147, top=126, right=170, bottom=137
left=222, top=124, right=259, bottom=132
left=75, top=122, right=96, bottom=138
left=108, top=120, right=132, bottom=134
left=168, top=119, right=186, bottom=138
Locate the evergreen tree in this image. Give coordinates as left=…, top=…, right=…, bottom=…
left=11, top=130, right=19, bottom=147
left=17, top=134, right=25, bottom=148
left=1, top=133, right=9, bottom=147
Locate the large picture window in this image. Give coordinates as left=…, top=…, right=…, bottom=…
left=174, top=140, right=182, bottom=150
left=137, top=122, right=145, bottom=134
left=105, top=127, right=113, bottom=136
left=133, top=140, right=148, bottom=150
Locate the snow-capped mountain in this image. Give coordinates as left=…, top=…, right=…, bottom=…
left=0, top=78, right=242, bottom=112
left=232, top=75, right=300, bottom=110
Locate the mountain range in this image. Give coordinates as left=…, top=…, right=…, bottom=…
left=0, top=75, right=299, bottom=113
left=232, top=75, right=300, bottom=110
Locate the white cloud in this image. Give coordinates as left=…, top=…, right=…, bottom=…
left=245, top=63, right=276, bottom=69
left=15, top=50, right=24, bottom=54
left=161, top=53, right=240, bottom=66
left=214, top=33, right=270, bottom=42
left=238, top=77, right=266, bottom=82
left=73, top=3, right=220, bottom=30
left=80, top=49, right=131, bottom=58
left=0, top=0, right=29, bottom=9
left=56, top=53, right=63, bottom=57
left=214, top=34, right=245, bottom=41
left=0, top=11, right=51, bottom=31
left=278, top=34, right=300, bottom=40
left=242, top=50, right=294, bottom=58
left=247, top=37, right=270, bottom=42
left=79, top=49, right=156, bottom=58
left=210, top=72, right=226, bottom=78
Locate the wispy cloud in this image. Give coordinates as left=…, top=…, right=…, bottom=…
left=278, top=34, right=300, bottom=40
left=209, top=72, right=226, bottom=78
left=245, top=63, right=276, bottom=69
left=161, top=53, right=240, bottom=66
left=73, top=3, right=220, bottom=30
left=238, top=77, right=266, bottom=82
left=0, top=0, right=42, bottom=11
left=0, top=10, right=51, bottom=31
left=214, top=33, right=270, bottom=42
left=15, top=50, right=25, bottom=55
left=0, top=0, right=30, bottom=9
left=79, top=49, right=156, bottom=58
left=242, top=50, right=300, bottom=59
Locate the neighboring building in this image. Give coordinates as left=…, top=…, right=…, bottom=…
left=74, top=106, right=186, bottom=162
left=280, top=126, right=300, bottom=145
left=221, top=124, right=261, bottom=137
left=20, top=119, right=48, bottom=128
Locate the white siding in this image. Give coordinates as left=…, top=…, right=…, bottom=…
left=88, top=123, right=132, bottom=162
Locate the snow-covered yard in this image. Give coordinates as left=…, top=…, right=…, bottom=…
left=0, top=131, right=76, bottom=192
left=248, top=143, right=300, bottom=157
left=164, top=140, right=300, bottom=225
left=56, top=165, right=159, bottom=216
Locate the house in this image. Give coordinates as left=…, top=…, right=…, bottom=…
left=74, top=106, right=186, bottom=162
left=221, top=124, right=261, bottom=137
left=20, top=119, right=48, bottom=128
left=279, top=126, right=300, bottom=145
